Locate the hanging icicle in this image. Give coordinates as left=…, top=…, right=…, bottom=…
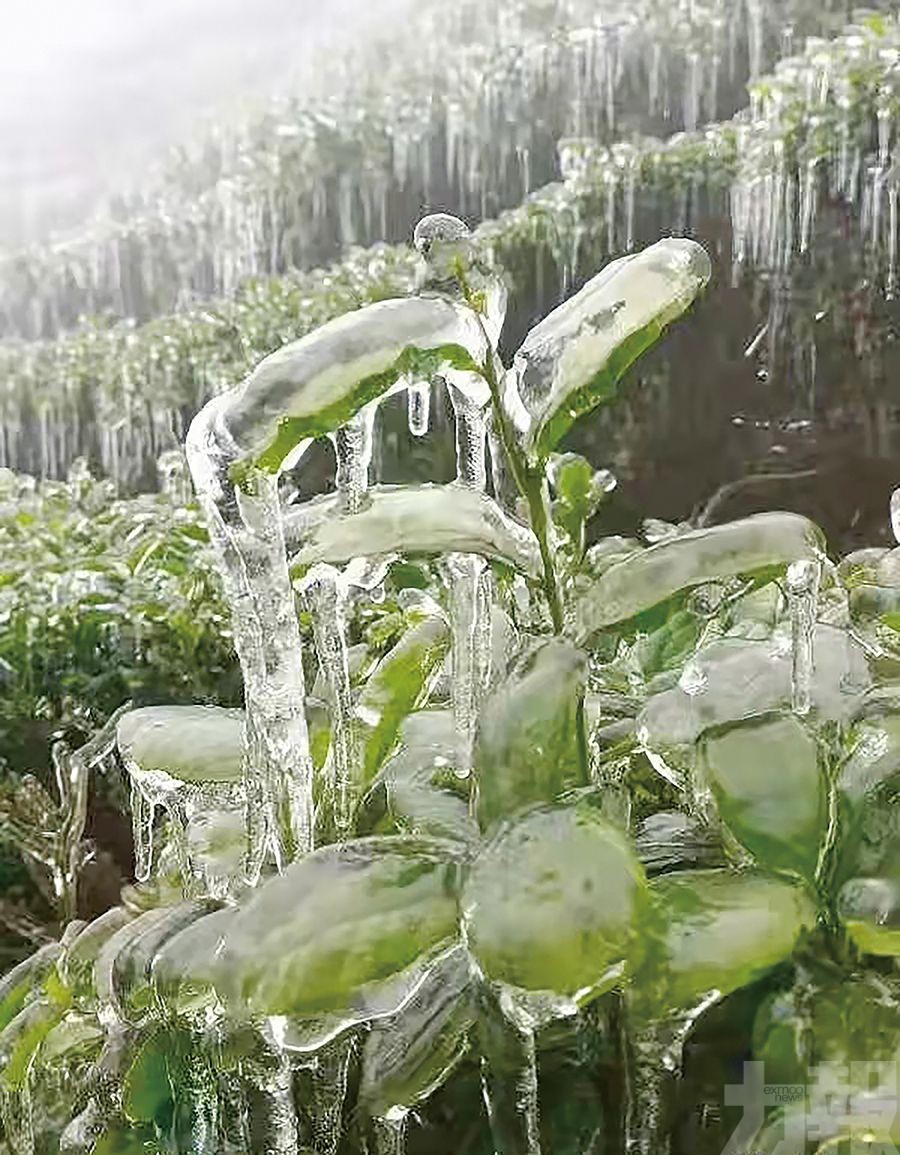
left=786, top=558, right=819, bottom=717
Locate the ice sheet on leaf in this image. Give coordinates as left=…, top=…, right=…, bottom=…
left=215, top=296, right=488, bottom=475
left=699, top=713, right=826, bottom=882
left=475, top=639, right=589, bottom=831
left=570, top=512, right=825, bottom=641
left=637, top=624, right=871, bottom=759
left=462, top=804, right=650, bottom=999
left=117, top=706, right=244, bottom=785
left=358, top=943, right=474, bottom=1118
left=151, top=906, right=236, bottom=1017
left=285, top=484, right=541, bottom=577
left=511, top=238, right=711, bottom=458
left=633, top=870, right=816, bottom=1021
left=216, top=835, right=461, bottom=1021
left=367, top=710, right=478, bottom=845
left=103, top=901, right=221, bottom=1024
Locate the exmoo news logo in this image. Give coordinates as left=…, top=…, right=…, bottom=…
left=721, top=1059, right=899, bottom=1154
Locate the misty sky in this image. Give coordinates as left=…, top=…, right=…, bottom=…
left=0, top=0, right=407, bottom=246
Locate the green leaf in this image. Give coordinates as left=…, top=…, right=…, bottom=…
left=123, top=1029, right=174, bottom=1124
left=634, top=870, right=816, bottom=1020
left=637, top=628, right=871, bottom=778
left=569, top=512, right=824, bottom=642
left=371, top=710, right=478, bottom=844
left=358, top=608, right=452, bottom=786
left=117, top=705, right=244, bottom=784
left=462, top=804, right=651, bottom=997
left=286, top=484, right=541, bottom=577
left=0, top=943, right=61, bottom=1033
left=547, top=452, right=614, bottom=548
left=513, top=238, right=711, bottom=458
left=59, top=907, right=135, bottom=999
left=475, top=639, right=588, bottom=830
left=218, top=835, right=461, bottom=1019
left=837, top=877, right=900, bottom=957
left=0, top=995, right=70, bottom=1091
left=699, top=713, right=827, bottom=881
left=214, top=295, right=487, bottom=476
left=93, top=1121, right=162, bottom=1154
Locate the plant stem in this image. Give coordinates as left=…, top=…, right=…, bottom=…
left=455, top=266, right=564, bottom=633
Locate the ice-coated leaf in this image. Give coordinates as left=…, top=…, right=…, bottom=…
left=215, top=296, right=487, bottom=477
left=359, top=943, right=474, bottom=1118
left=462, top=804, right=650, bottom=997
left=699, top=713, right=827, bottom=881
left=637, top=627, right=871, bottom=772
left=371, top=710, right=478, bottom=844
left=58, top=907, right=135, bottom=1000
left=357, top=608, right=452, bottom=787
left=511, top=238, right=711, bottom=458
left=835, top=712, right=900, bottom=895
left=569, top=513, right=825, bottom=641
left=117, top=705, right=244, bottom=785
left=217, top=835, right=461, bottom=1018
left=0, top=995, right=70, bottom=1091
left=475, top=639, right=588, bottom=830
left=0, top=943, right=61, bottom=1034
left=634, top=870, right=816, bottom=1020
left=94, top=904, right=211, bottom=1025
left=152, top=906, right=236, bottom=1017
left=39, top=1012, right=104, bottom=1068
left=285, top=484, right=541, bottom=577
left=838, top=877, right=900, bottom=957
left=111, top=901, right=222, bottom=1022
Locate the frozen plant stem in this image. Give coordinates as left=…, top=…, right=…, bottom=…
left=301, top=564, right=356, bottom=838
left=454, top=261, right=590, bottom=779
left=455, top=264, right=563, bottom=633
left=787, top=558, right=819, bottom=717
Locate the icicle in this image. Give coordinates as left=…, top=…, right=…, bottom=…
left=890, top=487, right=900, bottom=544
left=298, top=564, right=356, bottom=838
left=0, top=1083, right=34, bottom=1155
left=219, top=1073, right=250, bottom=1153
left=177, top=1043, right=219, bottom=1155
left=479, top=987, right=541, bottom=1155
left=448, top=383, right=487, bottom=491
left=310, top=1035, right=354, bottom=1155
left=888, top=178, right=899, bottom=299
left=746, top=0, right=764, bottom=80
left=799, top=157, right=818, bottom=254
left=406, top=379, right=431, bottom=437
left=623, top=1022, right=665, bottom=1155
left=130, top=778, right=155, bottom=883
left=444, top=551, right=489, bottom=780
left=372, top=1112, right=408, bottom=1155
left=684, top=52, right=701, bottom=134
left=787, top=559, right=819, bottom=717
left=333, top=404, right=376, bottom=514
left=185, top=412, right=314, bottom=880
left=59, top=1098, right=106, bottom=1154
left=243, top=1049, right=299, bottom=1155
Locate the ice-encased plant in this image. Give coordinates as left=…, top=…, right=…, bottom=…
left=3, top=216, right=900, bottom=1155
